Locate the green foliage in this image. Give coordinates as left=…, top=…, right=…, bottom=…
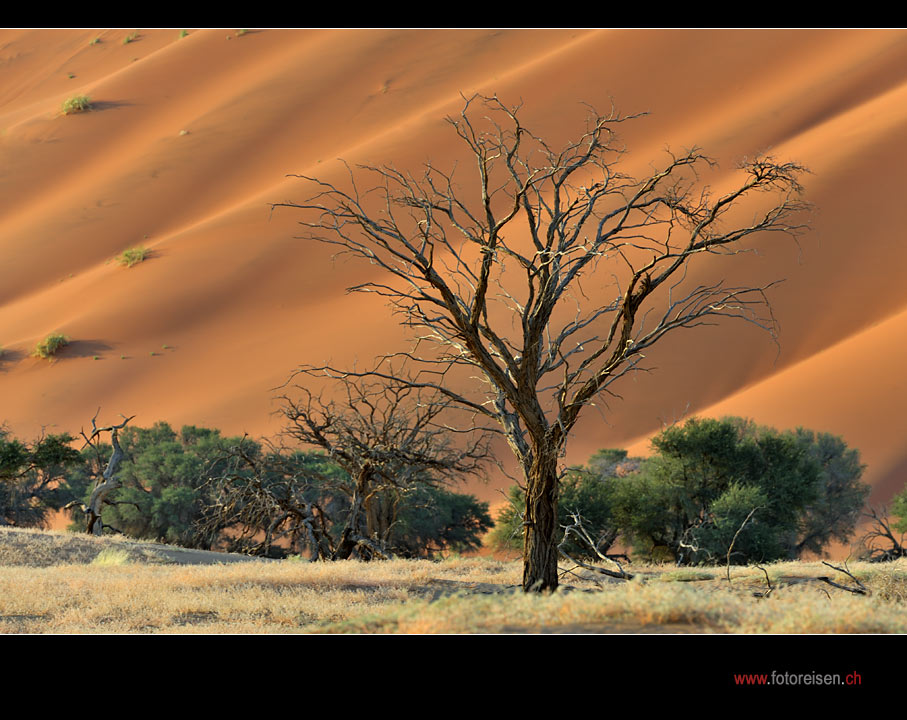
left=0, top=429, right=84, bottom=527
left=59, top=422, right=488, bottom=560
left=123, top=31, right=139, bottom=45
left=61, top=95, right=91, bottom=115
left=791, top=427, right=869, bottom=554
left=892, top=487, right=907, bottom=535
left=116, top=247, right=148, bottom=267
left=611, top=417, right=868, bottom=565
left=491, top=418, right=869, bottom=566
left=389, top=485, right=492, bottom=558
left=488, top=485, right=525, bottom=552
left=32, top=333, right=69, bottom=359
left=63, top=423, right=244, bottom=547
left=490, top=449, right=632, bottom=558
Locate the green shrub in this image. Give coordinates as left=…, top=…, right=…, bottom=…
left=61, top=95, right=91, bottom=115
left=0, top=429, right=85, bottom=526
left=611, top=417, right=868, bottom=565
left=123, top=31, right=139, bottom=45
left=117, top=247, right=148, bottom=267
left=388, top=485, right=493, bottom=558
left=62, top=423, right=247, bottom=548
left=491, top=418, right=869, bottom=567
left=32, top=334, right=69, bottom=359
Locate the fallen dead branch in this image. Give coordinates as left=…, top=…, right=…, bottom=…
left=817, top=560, right=869, bottom=596
left=558, top=513, right=633, bottom=582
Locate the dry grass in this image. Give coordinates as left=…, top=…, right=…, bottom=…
left=0, top=527, right=904, bottom=634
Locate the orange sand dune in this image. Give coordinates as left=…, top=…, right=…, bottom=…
left=3, top=29, right=907, bottom=525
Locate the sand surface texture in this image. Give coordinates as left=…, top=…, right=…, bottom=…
left=2, top=29, right=906, bottom=519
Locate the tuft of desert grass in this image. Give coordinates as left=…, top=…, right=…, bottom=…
left=92, top=548, right=132, bottom=566
left=61, top=95, right=91, bottom=115
left=31, top=333, right=69, bottom=359
left=116, top=246, right=148, bottom=267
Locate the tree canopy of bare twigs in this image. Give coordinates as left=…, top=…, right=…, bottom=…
left=273, top=93, right=810, bottom=591
left=276, top=372, right=492, bottom=560
left=859, top=506, right=906, bottom=562
left=197, top=437, right=339, bottom=559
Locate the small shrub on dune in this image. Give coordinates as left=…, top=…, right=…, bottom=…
left=117, top=246, right=148, bottom=267
left=32, top=333, right=69, bottom=360
left=61, top=95, right=92, bottom=115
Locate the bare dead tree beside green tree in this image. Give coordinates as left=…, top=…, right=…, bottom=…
left=276, top=373, right=492, bottom=560
left=273, top=94, right=809, bottom=591
left=65, top=411, right=135, bottom=535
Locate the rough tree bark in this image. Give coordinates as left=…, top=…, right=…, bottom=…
left=273, top=94, right=809, bottom=591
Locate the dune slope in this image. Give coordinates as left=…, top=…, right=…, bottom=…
left=2, top=28, right=907, bottom=515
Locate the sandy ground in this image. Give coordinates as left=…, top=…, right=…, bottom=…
left=2, top=29, right=907, bottom=535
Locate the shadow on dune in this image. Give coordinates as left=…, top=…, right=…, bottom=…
left=58, top=340, right=114, bottom=358
left=0, top=348, right=25, bottom=370
left=85, top=101, right=134, bottom=113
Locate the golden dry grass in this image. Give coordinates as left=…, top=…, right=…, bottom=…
left=1, top=527, right=905, bottom=634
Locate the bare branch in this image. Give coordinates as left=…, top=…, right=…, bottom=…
left=818, top=561, right=870, bottom=596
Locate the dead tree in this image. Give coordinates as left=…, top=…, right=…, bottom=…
left=65, top=411, right=135, bottom=535
left=197, top=437, right=335, bottom=560
left=277, top=373, right=491, bottom=560
left=859, top=506, right=906, bottom=562
left=273, top=94, right=809, bottom=591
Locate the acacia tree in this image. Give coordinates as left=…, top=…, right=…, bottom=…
left=196, top=438, right=340, bottom=559
left=274, top=94, right=809, bottom=591
left=277, top=373, right=492, bottom=560
left=0, top=428, right=84, bottom=527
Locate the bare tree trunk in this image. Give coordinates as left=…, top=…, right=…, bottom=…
left=522, top=450, right=560, bottom=592
left=365, top=491, right=395, bottom=545
left=334, top=465, right=371, bottom=560
left=66, top=413, right=134, bottom=536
